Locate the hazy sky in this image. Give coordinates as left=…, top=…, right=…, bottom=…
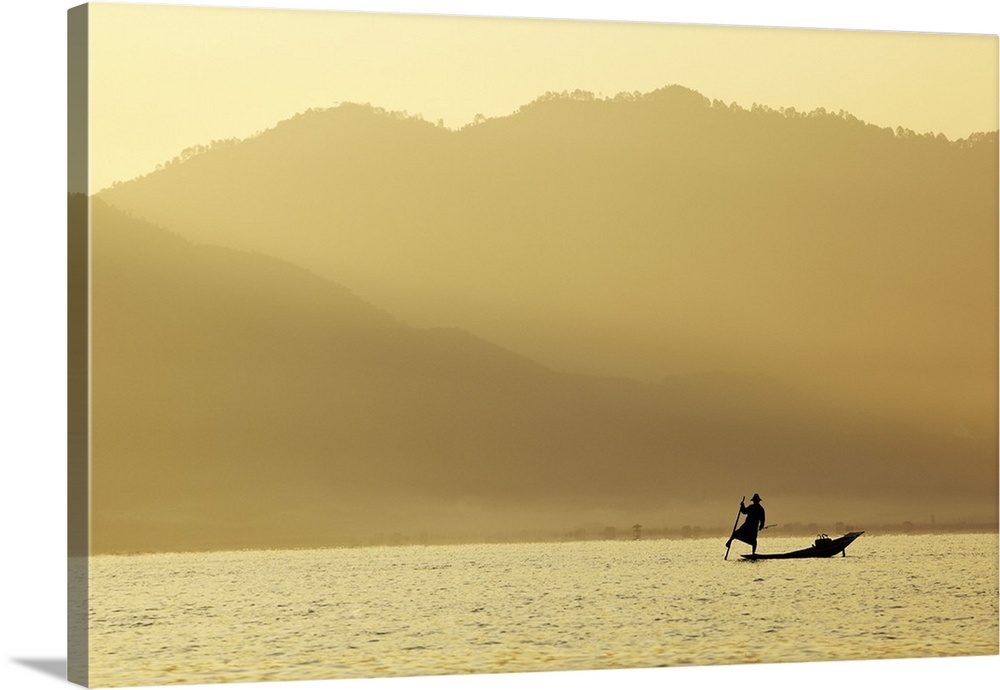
left=85, top=1, right=997, bottom=192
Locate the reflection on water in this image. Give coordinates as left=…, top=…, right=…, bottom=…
left=88, top=533, right=998, bottom=687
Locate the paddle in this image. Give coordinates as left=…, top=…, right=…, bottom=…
left=724, top=496, right=745, bottom=560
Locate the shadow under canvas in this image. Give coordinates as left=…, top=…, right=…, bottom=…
left=12, top=658, right=68, bottom=681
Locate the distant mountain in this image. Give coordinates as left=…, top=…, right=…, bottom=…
left=98, top=86, right=998, bottom=439
left=87, top=197, right=996, bottom=553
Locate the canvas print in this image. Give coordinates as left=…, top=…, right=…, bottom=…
left=68, top=2, right=999, bottom=688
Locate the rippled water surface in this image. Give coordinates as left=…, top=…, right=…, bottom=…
left=88, top=533, right=998, bottom=687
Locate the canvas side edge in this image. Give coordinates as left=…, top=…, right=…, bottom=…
left=68, top=4, right=90, bottom=687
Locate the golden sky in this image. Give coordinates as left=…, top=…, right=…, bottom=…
left=86, top=1, right=997, bottom=192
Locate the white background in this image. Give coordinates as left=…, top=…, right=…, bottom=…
left=1, top=2, right=997, bottom=689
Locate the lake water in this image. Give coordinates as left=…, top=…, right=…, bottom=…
left=87, top=533, right=998, bottom=687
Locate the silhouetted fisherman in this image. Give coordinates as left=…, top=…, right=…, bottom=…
left=726, top=493, right=766, bottom=555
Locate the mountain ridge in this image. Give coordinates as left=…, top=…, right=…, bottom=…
left=98, top=85, right=997, bottom=436
left=86, top=196, right=997, bottom=553
left=107, top=85, right=998, bottom=187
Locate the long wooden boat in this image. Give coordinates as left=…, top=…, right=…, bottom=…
left=741, top=531, right=864, bottom=561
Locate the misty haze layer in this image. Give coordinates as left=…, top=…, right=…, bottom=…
left=91, top=87, right=998, bottom=553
